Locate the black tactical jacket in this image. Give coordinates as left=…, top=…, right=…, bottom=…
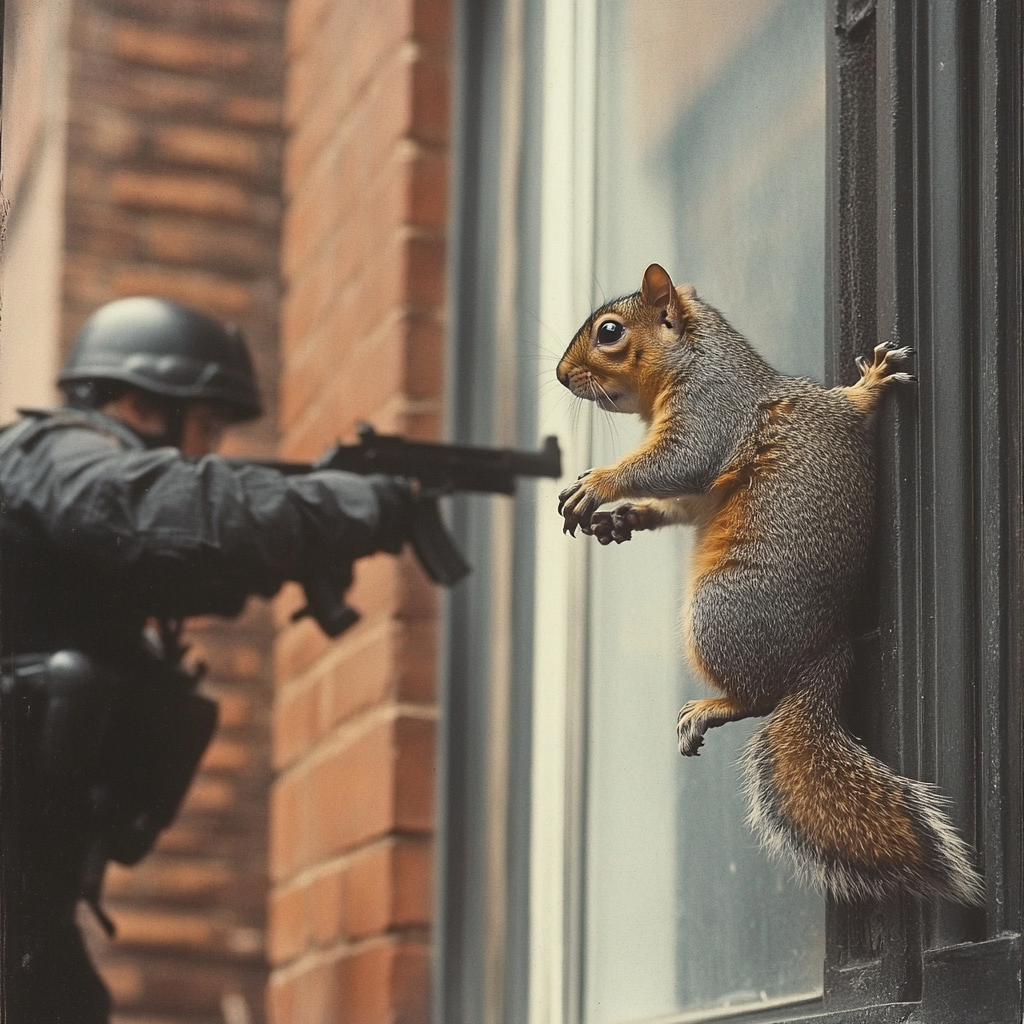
left=0, top=408, right=408, bottom=662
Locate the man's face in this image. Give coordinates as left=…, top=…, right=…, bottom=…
left=101, top=390, right=232, bottom=455
left=180, top=402, right=229, bottom=457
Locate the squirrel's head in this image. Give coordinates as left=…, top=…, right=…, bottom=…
left=556, top=263, right=698, bottom=420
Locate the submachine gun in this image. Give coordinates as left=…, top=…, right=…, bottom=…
left=237, top=424, right=563, bottom=636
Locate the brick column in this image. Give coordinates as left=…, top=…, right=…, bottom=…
left=60, top=1, right=286, bottom=1021
left=268, top=0, right=450, bottom=1021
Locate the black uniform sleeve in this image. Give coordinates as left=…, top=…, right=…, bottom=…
left=0, top=422, right=411, bottom=616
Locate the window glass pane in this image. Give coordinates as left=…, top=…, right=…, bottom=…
left=583, top=2, right=826, bottom=1021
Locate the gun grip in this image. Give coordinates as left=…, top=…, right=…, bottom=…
left=410, top=497, right=471, bottom=586
left=293, top=575, right=361, bottom=637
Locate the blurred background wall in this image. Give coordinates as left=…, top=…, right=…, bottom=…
left=266, top=0, right=448, bottom=1020
left=1, top=0, right=450, bottom=1021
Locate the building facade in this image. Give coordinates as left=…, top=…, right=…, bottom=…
left=2, top=1, right=1023, bottom=1023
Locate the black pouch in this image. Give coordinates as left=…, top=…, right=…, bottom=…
left=93, top=674, right=218, bottom=865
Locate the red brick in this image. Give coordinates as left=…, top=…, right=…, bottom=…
left=273, top=678, right=320, bottom=770
left=284, top=42, right=414, bottom=200
left=337, top=944, right=392, bottom=1024
left=343, top=843, right=392, bottom=939
left=312, top=955, right=347, bottom=1022
left=285, top=0, right=336, bottom=59
left=395, top=717, right=435, bottom=832
left=152, top=124, right=269, bottom=178
left=67, top=106, right=144, bottom=162
left=202, top=735, right=254, bottom=777
left=391, top=942, right=431, bottom=1024
left=281, top=134, right=363, bottom=284
left=280, top=306, right=406, bottom=433
left=337, top=941, right=430, bottom=1024
left=272, top=610, right=334, bottom=682
left=393, top=839, right=433, bottom=926
left=353, top=58, right=420, bottom=193
left=267, top=8, right=452, bottom=1022
left=109, top=265, right=254, bottom=319
left=181, top=776, right=235, bottom=813
left=308, top=864, right=346, bottom=948
left=412, top=55, right=450, bottom=144
left=317, top=628, right=396, bottom=735
left=109, top=21, right=257, bottom=77
left=222, top=93, right=284, bottom=130
left=64, top=251, right=114, bottom=307
left=103, top=857, right=245, bottom=909
left=268, top=882, right=308, bottom=965
left=108, top=168, right=276, bottom=224
left=345, top=552, right=439, bottom=625
left=268, top=969, right=299, bottom=1024
left=101, top=961, right=145, bottom=1005
left=414, top=0, right=453, bottom=46
left=65, top=204, right=141, bottom=261
left=406, top=234, right=446, bottom=307
left=278, top=246, right=340, bottom=365
left=308, top=721, right=396, bottom=862
left=409, top=147, right=448, bottom=228
left=214, top=691, right=253, bottom=729
left=73, top=61, right=279, bottom=128
left=102, top=959, right=267, bottom=1018
left=396, top=619, right=438, bottom=704
left=296, top=0, right=412, bottom=133
left=406, top=314, right=446, bottom=399
left=270, top=770, right=305, bottom=881
left=343, top=837, right=431, bottom=939
left=140, top=216, right=279, bottom=276
left=109, top=907, right=264, bottom=958
left=100, top=0, right=283, bottom=32
left=283, top=136, right=439, bottom=289
left=284, top=0, right=359, bottom=126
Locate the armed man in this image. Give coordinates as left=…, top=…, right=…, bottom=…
left=0, top=297, right=417, bottom=1022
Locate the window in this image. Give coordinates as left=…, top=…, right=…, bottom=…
left=583, top=2, right=826, bottom=1020
left=436, top=2, right=1024, bottom=1022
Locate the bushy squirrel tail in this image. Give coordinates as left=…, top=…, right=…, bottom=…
left=742, top=648, right=984, bottom=905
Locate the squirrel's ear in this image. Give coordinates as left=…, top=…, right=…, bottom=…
left=641, top=264, right=674, bottom=310
left=677, top=283, right=697, bottom=302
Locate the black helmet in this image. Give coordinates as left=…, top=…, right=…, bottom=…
left=58, top=296, right=262, bottom=422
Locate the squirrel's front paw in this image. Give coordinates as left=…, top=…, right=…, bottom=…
left=590, top=503, right=644, bottom=545
left=558, top=470, right=612, bottom=536
left=677, top=700, right=706, bottom=757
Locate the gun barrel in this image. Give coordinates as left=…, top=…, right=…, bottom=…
left=225, top=431, right=562, bottom=494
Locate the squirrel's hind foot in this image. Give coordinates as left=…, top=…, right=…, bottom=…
left=857, top=341, right=914, bottom=382
left=844, top=342, right=915, bottom=415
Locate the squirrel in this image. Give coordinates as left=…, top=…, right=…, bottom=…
left=555, top=262, right=984, bottom=906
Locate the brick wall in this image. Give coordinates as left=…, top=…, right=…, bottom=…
left=61, top=1, right=287, bottom=1022
left=267, top=0, right=451, bottom=1020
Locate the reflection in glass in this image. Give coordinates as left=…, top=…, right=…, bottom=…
left=582, top=2, right=826, bottom=1021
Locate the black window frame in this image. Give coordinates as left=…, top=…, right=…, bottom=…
left=806, top=1, right=1023, bottom=1021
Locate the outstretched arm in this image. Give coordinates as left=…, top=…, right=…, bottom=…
left=1, top=421, right=411, bottom=617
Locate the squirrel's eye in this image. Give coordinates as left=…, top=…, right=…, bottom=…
left=597, top=321, right=625, bottom=345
